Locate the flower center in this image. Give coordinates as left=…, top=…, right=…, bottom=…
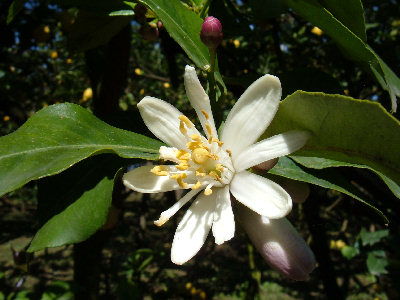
left=151, top=110, right=234, bottom=196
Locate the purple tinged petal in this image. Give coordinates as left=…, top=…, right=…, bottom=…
left=236, top=203, right=316, bottom=281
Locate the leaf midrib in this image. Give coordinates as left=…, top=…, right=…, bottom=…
left=0, top=144, right=159, bottom=160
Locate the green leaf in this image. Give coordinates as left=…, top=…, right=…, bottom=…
left=264, top=91, right=400, bottom=199
left=0, top=103, right=163, bottom=197
left=7, top=0, right=27, bottom=24
left=269, top=157, right=388, bottom=223
left=318, top=0, right=366, bottom=41
left=284, top=0, right=400, bottom=112
left=367, top=251, right=388, bottom=275
left=131, top=0, right=226, bottom=91
left=341, top=246, right=359, bottom=260
left=28, top=155, right=122, bottom=252
left=359, top=228, right=389, bottom=246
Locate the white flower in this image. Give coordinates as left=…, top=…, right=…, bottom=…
left=123, top=65, right=310, bottom=265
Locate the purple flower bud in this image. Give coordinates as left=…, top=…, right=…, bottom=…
left=200, top=16, right=223, bottom=49
left=237, top=203, right=316, bottom=281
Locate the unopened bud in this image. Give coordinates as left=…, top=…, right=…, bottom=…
left=200, top=16, right=223, bottom=49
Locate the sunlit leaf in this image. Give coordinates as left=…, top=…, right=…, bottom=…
left=264, top=91, right=400, bottom=199
left=284, top=0, right=400, bottom=112
left=0, top=103, right=163, bottom=197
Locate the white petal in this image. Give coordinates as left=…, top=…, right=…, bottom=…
left=184, top=65, right=218, bottom=138
left=221, top=75, right=282, bottom=159
left=236, top=204, right=316, bottom=281
left=234, top=131, right=310, bottom=172
left=138, top=96, right=201, bottom=149
left=171, top=193, right=214, bottom=265
left=154, top=189, right=201, bottom=226
left=123, top=165, right=181, bottom=193
left=212, top=186, right=235, bottom=245
left=230, top=171, right=292, bottom=219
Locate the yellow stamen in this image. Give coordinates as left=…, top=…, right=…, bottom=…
left=212, top=138, right=224, bottom=146
left=179, top=115, right=193, bottom=128
left=226, top=149, right=232, bottom=157
left=201, top=110, right=209, bottom=120
left=151, top=165, right=168, bottom=176
left=191, top=181, right=202, bottom=189
left=179, top=120, right=187, bottom=134
left=169, top=173, right=187, bottom=180
left=187, top=141, right=205, bottom=151
left=208, top=153, right=219, bottom=160
left=175, top=150, right=190, bottom=160
left=206, top=123, right=212, bottom=136
left=176, top=163, right=190, bottom=170
left=204, top=188, right=213, bottom=196
left=196, top=168, right=206, bottom=177
left=177, top=177, right=188, bottom=188
left=192, top=148, right=210, bottom=165
left=216, top=164, right=224, bottom=172
left=190, top=134, right=201, bottom=141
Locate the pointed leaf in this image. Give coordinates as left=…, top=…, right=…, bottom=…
left=132, top=0, right=226, bottom=91
left=28, top=155, right=124, bottom=252
left=268, top=157, right=388, bottom=223
left=264, top=91, right=400, bottom=199
left=0, top=103, right=163, bottom=197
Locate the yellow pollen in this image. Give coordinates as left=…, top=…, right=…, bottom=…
left=187, top=141, right=207, bottom=151
left=179, top=121, right=187, bottom=134
left=175, top=150, right=190, bottom=160
left=208, top=153, right=219, bottom=160
left=177, top=178, right=188, bottom=188
left=191, top=181, right=202, bottom=189
left=196, top=168, right=207, bottom=177
left=176, top=163, right=190, bottom=170
left=216, top=164, right=224, bottom=172
left=201, top=110, right=210, bottom=120
left=226, top=149, right=232, bottom=157
left=192, top=148, right=210, bottom=165
left=204, top=188, right=213, bottom=196
left=190, top=134, right=201, bottom=141
left=151, top=166, right=168, bottom=176
left=169, top=173, right=187, bottom=180
left=206, top=123, right=212, bottom=136
left=212, top=138, right=224, bottom=146
left=179, top=115, right=193, bottom=128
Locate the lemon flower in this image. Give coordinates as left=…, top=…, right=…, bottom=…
left=123, top=65, right=310, bottom=265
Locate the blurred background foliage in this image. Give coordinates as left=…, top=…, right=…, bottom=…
left=1, top=0, right=399, bottom=299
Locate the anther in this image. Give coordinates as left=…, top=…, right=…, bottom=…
left=190, top=134, right=201, bottom=141
left=179, top=115, right=193, bottom=128
left=226, top=149, right=232, bottom=157
left=179, top=120, right=187, bottom=134
left=201, top=110, right=210, bottom=120
left=196, top=168, right=207, bottom=177
left=204, top=188, right=213, bottom=196
left=191, top=181, right=202, bottom=189
left=206, top=123, right=212, bottom=136
left=151, top=165, right=168, bottom=176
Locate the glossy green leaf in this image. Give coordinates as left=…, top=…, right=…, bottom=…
left=269, top=157, right=388, bottom=223
left=319, top=0, right=366, bottom=41
left=264, top=91, right=400, bottom=199
left=284, top=0, right=400, bottom=112
left=28, top=155, right=123, bottom=252
left=132, top=0, right=226, bottom=91
left=0, top=103, right=163, bottom=197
